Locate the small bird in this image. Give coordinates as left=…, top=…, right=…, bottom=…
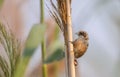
left=71, top=31, right=89, bottom=66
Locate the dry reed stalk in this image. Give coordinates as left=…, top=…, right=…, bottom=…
left=48, top=0, right=75, bottom=77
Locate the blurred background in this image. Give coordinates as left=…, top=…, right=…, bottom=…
left=0, top=0, right=120, bottom=77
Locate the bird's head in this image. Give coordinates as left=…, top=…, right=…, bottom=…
left=76, top=31, right=89, bottom=40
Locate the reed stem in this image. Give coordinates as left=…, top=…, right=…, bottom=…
left=40, top=0, right=47, bottom=77
left=65, top=0, right=75, bottom=77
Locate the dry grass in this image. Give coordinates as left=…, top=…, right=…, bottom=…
left=0, top=22, right=22, bottom=77
left=48, top=0, right=70, bottom=32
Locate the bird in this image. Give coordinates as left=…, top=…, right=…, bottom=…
left=71, top=31, right=89, bottom=66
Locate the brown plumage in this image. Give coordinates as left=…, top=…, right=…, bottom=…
left=72, top=31, right=89, bottom=66
left=72, top=31, right=89, bottom=58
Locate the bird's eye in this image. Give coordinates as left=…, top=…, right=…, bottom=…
left=80, top=32, right=83, bottom=35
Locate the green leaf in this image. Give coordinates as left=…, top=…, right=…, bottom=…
left=25, top=24, right=46, bottom=48
left=23, top=48, right=36, bottom=57
left=14, top=24, right=46, bottom=77
left=23, top=24, right=46, bottom=57
left=14, top=58, right=30, bottom=77
left=44, top=48, right=65, bottom=64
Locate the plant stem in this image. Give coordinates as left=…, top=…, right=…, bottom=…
left=41, top=39, right=47, bottom=77
left=40, top=0, right=47, bottom=77
left=65, top=0, right=75, bottom=77
left=40, top=0, right=44, bottom=23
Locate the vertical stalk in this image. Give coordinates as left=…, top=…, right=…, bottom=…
left=40, top=0, right=44, bottom=23
left=41, top=39, right=47, bottom=77
left=40, top=0, right=47, bottom=77
left=65, top=0, right=75, bottom=77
